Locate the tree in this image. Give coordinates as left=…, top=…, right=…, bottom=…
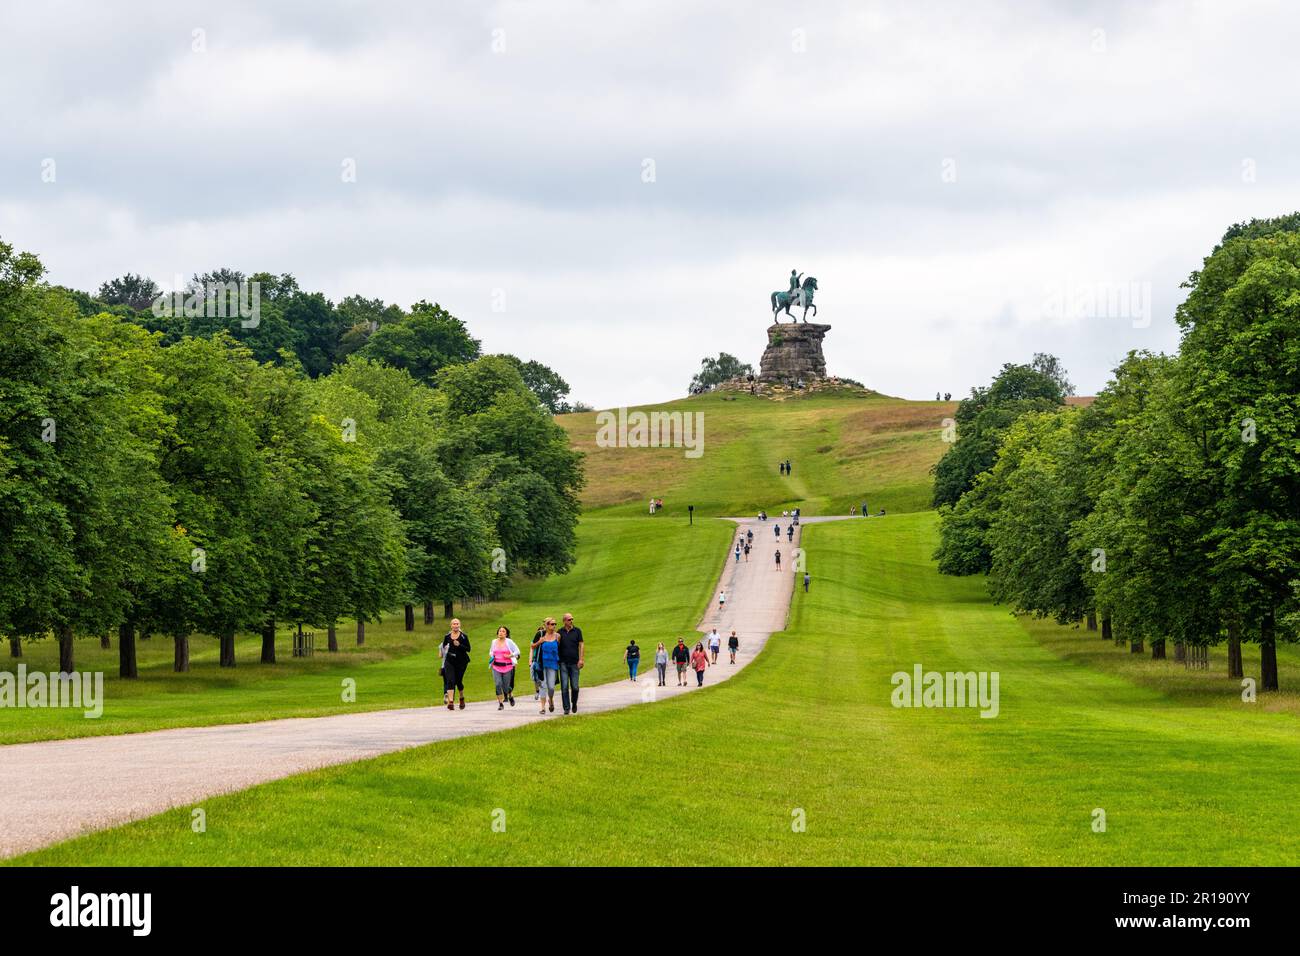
left=689, top=353, right=753, bottom=394
left=97, top=273, right=160, bottom=312
left=358, top=301, right=480, bottom=385
left=499, top=355, right=572, bottom=414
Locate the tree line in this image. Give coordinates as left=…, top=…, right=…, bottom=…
left=934, top=215, right=1300, bottom=692
left=0, top=240, right=583, bottom=676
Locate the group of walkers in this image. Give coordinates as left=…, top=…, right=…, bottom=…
left=439, top=612, right=737, bottom=713
left=778, top=458, right=793, bottom=475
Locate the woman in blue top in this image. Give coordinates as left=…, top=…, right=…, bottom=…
left=531, top=617, right=562, bottom=714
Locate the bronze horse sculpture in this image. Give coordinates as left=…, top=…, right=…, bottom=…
left=771, top=276, right=818, bottom=323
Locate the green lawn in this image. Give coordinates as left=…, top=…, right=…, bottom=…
left=559, top=389, right=953, bottom=518
left=21, top=512, right=1299, bottom=865
left=0, top=514, right=731, bottom=745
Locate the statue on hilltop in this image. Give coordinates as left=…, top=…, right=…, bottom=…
left=770, top=269, right=818, bottom=323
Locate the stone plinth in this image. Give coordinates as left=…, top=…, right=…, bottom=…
left=758, top=323, right=831, bottom=386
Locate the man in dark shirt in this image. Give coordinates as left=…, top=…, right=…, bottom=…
left=670, top=638, right=691, bottom=686
left=557, top=613, right=585, bottom=714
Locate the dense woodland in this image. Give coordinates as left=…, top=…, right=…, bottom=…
left=0, top=242, right=583, bottom=675
left=934, top=214, right=1300, bottom=692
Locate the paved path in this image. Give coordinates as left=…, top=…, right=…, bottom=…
left=0, top=514, right=852, bottom=858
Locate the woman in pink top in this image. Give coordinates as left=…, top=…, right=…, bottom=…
left=489, top=626, right=518, bottom=710
left=690, top=641, right=710, bottom=687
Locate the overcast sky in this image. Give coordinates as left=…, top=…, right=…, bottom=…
left=3, top=0, right=1297, bottom=408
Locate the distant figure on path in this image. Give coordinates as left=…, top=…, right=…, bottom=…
left=691, top=641, right=710, bottom=686
left=734, top=543, right=741, bottom=563
left=671, top=638, right=691, bottom=686
left=850, top=505, right=856, bottom=516
left=624, top=639, right=641, bottom=682
left=774, top=523, right=781, bottom=539
left=489, top=626, right=518, bottom=710
left=531, top=618, right=560, bottom=714
left=804, top=572, right=811, bottom=592
left=558, top=613, right=585, bottom=715
left=746, top=528, right=753, bottom=544
left=861, top=501, right=867, bottom=517
left=654, top=642, right=668, bottom=686
left=743, top=542, right=751, bottom=562
left=709, top=628, right=722, bottom=663
left=786, top=459, right=792, bottom=475
left=728, top=630, right=739, bottom=664
left=774, top=549, right=782, bottom=570
left=786, top=525, right=793, bottom=542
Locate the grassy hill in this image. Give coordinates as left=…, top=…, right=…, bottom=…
left=558, top=389, right=955, bottom=518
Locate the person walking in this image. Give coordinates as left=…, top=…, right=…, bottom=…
left=743, top=542, right=750, bottom=562
left=557, top=612, right=585, bottom=715
left=529, top=620, right=546, bottom=700
left=718, top=590, right=726, bottom=613
left=671, top=638, right=690, bottom=686
left=690, top=641, right=710, bottom=687
left=774, top=523, right=781, bottom=539
left=624, top=639, right=641, bottom=681
left=489, top=626, right=518, bottom=710
left=440, top=619, right=472, bottom=711
left=860, top=501, right=867, bottom=517
left=746, top=528, right=753, bottom=544
left=728, top=630, right=739, bottom=663
left=774, top=549, right=782, bottom=570
left=531, top=618, right=561, bottom=714
left=708, top=628, right=721, bottom=663
left=786, top=524, right=794, bottom=542
left=804, top=571, right=811, bottom=592
left=654, top=642, right=669, bottom=686
left=734, top=543, right=741, bottom=564
left=785, top=459, right=792, bottom=476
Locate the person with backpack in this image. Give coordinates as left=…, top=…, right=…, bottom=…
left=440, top=619, right=472, bottom=711
left=774, top=548, right=782, bottom=570
left=529, top=620, right=546, bottom=700
left=624, top=639, right=641, bottom=681
left=489, top=626, right=519, bottom=710
left=690, top=641, right=710, bottom=687
left=670, top=638, right=691, bottom=686
left=654, top=642, right=669, bottom=686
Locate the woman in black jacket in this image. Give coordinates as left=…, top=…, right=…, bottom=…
left=441, top=618, right=472, bottom=711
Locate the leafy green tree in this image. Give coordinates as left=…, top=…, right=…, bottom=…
left=689, top=352, right=753, bottom=394
left=97, top=273, right=160, bottom=312
left=358, top=301, right=480, bottom=385
left=499, top=355, right=573, bottom=414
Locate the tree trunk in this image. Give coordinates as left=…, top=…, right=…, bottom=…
left=261, top=618, right=277, bottom=664
left=327, top=622, right=338, bottom=653
left=356, top=619, right=365, bottom=646
left=1130, top=638, right=1143, bottom=654
left=443, top=599, right=454, bottom=620
left=1101, top=616, right=1112, bottom=642
left=173, top=633, right=190, bottom=672
left=219, top=628, right=237, bottom=668
left=1086, top=611, right=1097, bottom=631
left=1226, top=621, right=1243, bottom=679
left=118, top=621, right=138, bottom=679
left=423, top=601, right=434, bottom=625
left=56, top=624, right=74, bottom=673
left=8, top=636, right=20, bottom=658
left=404, top=604, right=415, bottom=632
left=1151, top=638, right=1165, bottom=660
left=100, top=631, right=111, bottom=650
left=1260, top=609, right=1279, bottom=692
left=1174, top=641, right=1186, bottom=662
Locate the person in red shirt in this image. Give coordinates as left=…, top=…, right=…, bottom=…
left=690, top=641, right=710, bottom=687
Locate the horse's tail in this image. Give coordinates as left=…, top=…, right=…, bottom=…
left=770, top=291, right=778, bottom=310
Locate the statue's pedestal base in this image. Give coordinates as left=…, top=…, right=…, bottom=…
left=758, top=322, right=831, bottom=386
